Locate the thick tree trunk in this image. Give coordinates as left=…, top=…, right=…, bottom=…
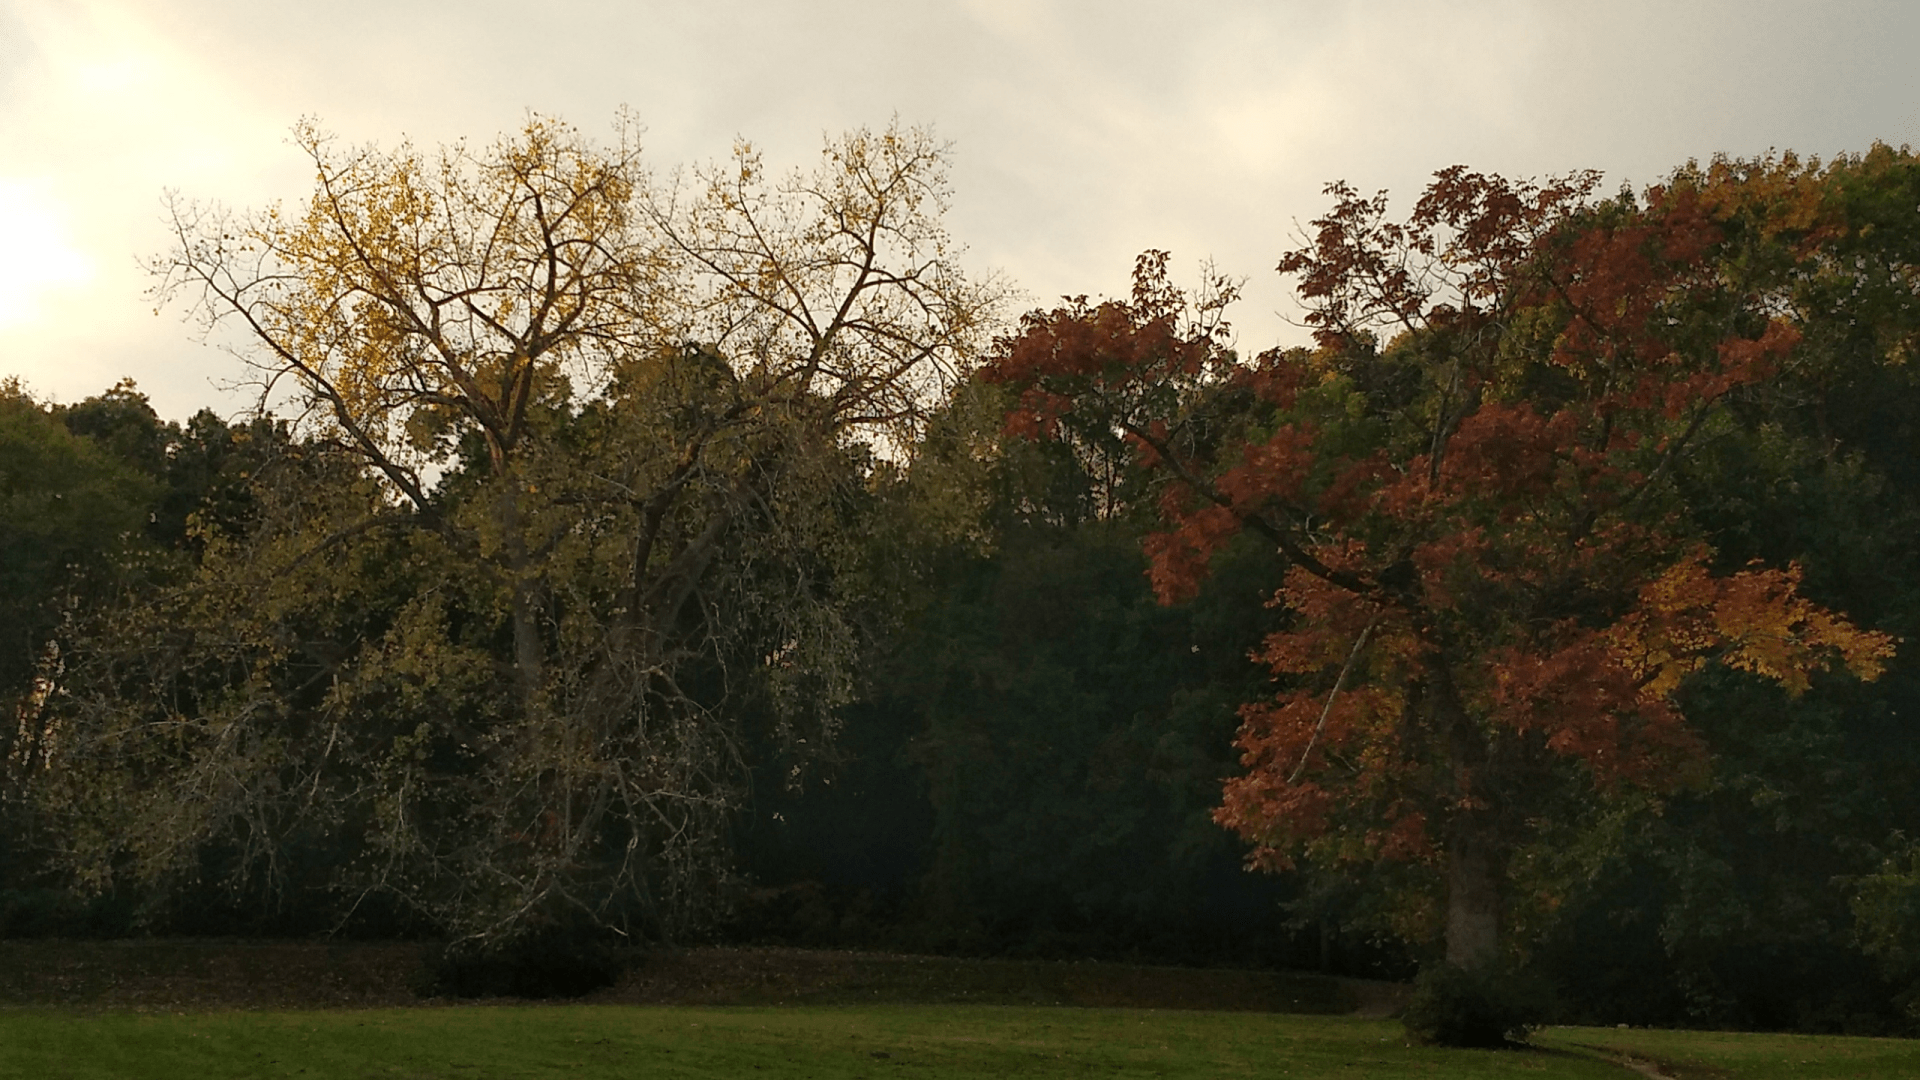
left=491, top=477, right=545, bottom=714
left=1430, top=656, right=1502, bottom=970
left=1444, top=820, right=1502, bottom=970
left=509, top=586, right=544, bottom=708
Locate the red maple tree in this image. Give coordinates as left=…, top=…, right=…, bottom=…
left=983, top=167, right=1895, bottom=969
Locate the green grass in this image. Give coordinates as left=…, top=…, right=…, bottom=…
left=1537, top=1024, right=1920, bottom=1079
left=5, top=1004, right=1916, bottom=1078
left=0, top=1004, right=1626, bottom=1079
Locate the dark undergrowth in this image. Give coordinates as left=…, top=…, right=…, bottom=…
left=0, top=938, right=1381, bottom=1013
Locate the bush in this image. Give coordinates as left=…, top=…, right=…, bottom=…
left=1402, top=962, right=1553, bottom=1047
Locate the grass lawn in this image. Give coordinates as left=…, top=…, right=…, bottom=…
left=1536, top=1024, right=1920, bottom=1079
left=0, top=1003, right=1650, bottom=1079
left=5, top=1003, right=1916, bottom=1078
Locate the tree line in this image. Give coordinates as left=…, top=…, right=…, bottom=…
left=4, top=119, right=1920, bottom=1034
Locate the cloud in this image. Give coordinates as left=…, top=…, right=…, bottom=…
left=0, top=178, right=93, bottom=329
left=1, top=0, right=1916, bottom=418
left=0, top=0, right=308, bottom=412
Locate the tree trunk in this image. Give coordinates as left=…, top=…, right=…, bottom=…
left=1431, top=657, right=1502, bottom=970
left=1444, top=819, right=1502, bottom=970
left=492, top=479, right=545, bottom=714
left=509, top=585, right=544, bottom=709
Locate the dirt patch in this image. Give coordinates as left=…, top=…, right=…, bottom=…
left=0, top=939, right=1402, bottom=1016
left=1338, top=975, right=1411, bottom=1019
left=0, top=939, right=429, bottom=1010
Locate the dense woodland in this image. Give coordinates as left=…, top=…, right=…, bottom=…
left=5, top=121, right=1920, bottom=1036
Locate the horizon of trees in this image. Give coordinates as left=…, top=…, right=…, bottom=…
left=5, top=121, right=1920, bottom=1036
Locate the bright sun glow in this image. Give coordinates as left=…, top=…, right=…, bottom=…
left=0, top=179, right=95, bottom=330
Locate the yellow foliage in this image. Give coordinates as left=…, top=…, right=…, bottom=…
left=1607, top=547, right=1896, bottom=701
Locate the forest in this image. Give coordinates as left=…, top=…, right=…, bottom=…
left=4, top=119, right=1920, bottom=1039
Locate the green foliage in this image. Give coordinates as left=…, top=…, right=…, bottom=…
left=1, top=378, right=273, bottom=732
left=727, top=376, right=1331, bottom=967
left=894, top=521, right=1287, bottom=955
left=37, top=383, right=888, bottom=942
left=0, top=380, right=156, bottom=706
left=1853, top=838, right=1920, bottom=1018
left=880, top=381, right=1276, bottom=954
left=1, top=381, right=170, bottom=915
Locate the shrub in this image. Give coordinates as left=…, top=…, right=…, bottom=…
left=1402, top=962, right=1553, bottom=1047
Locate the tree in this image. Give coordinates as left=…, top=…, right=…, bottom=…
left=983, top=165, right=1896, bottom=979
left=50, top=116, right=998, bottom=944
left=0, top=379, right=271, bottom=935
left=154, top=115, right=656, bottom=710
left=1, top=381, right=159, bottom=913
left=1531, top=145, right=1920, bottom=1029
left=1, top=382, right=156, bottom=752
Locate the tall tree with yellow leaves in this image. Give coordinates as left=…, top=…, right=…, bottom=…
left=51, top=116, right=998, bottom=943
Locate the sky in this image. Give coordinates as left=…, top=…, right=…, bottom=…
left=2, top=0, right=1917, bottom=423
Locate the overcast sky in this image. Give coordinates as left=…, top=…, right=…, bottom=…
left=3, top=0, right=1917, bottom=421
